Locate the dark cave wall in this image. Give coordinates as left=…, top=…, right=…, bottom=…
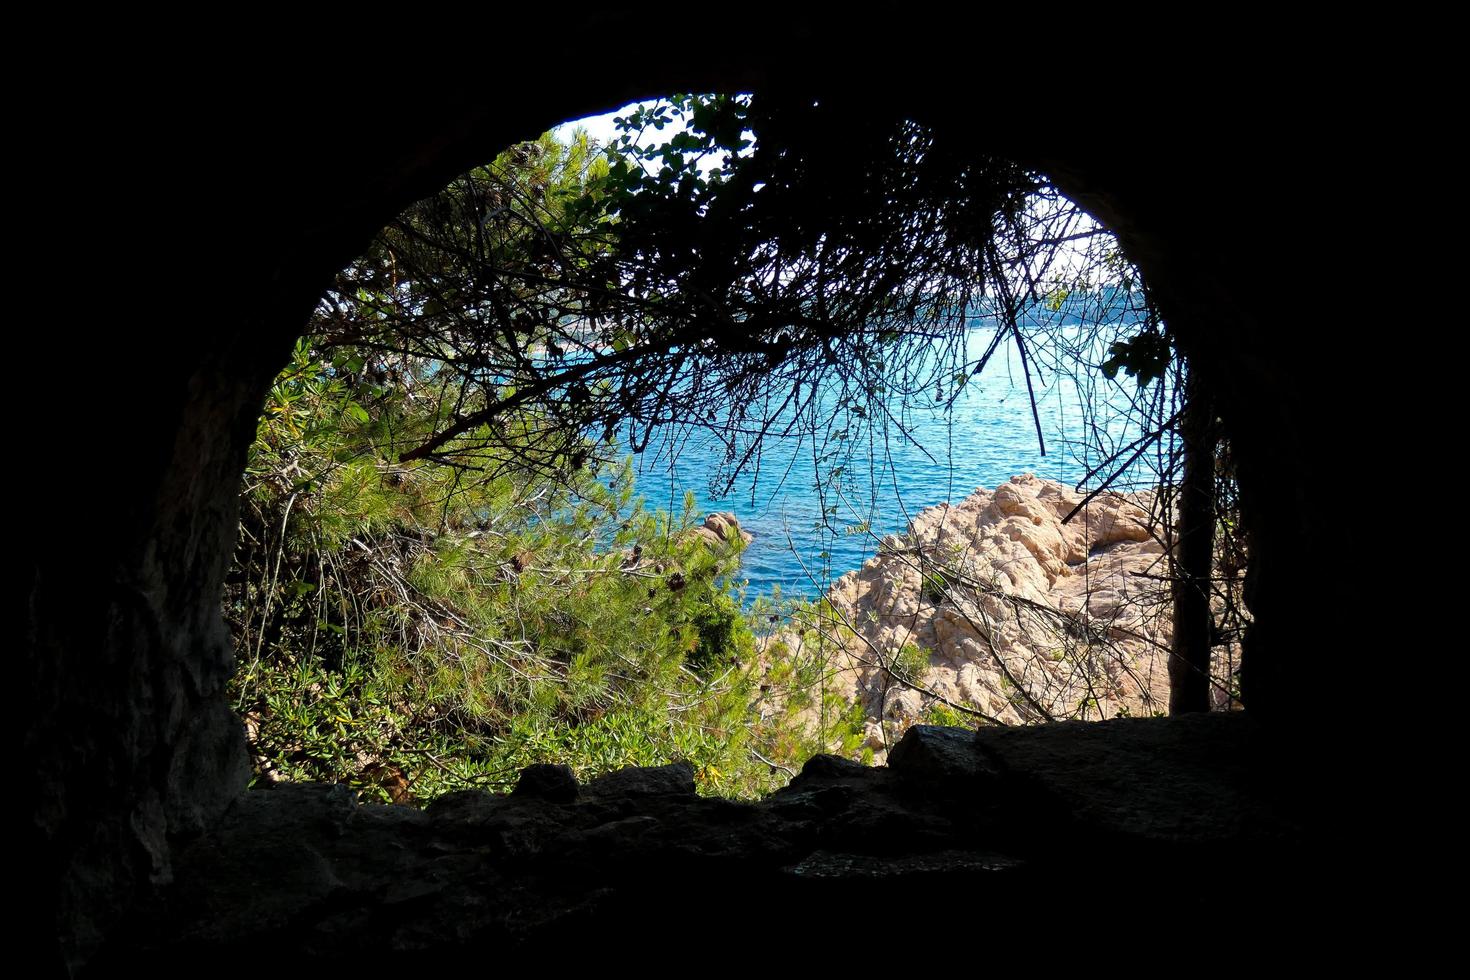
left=1035, top=157, right=1336, bottom=722
left=26, top=22, right=1361, bottom=969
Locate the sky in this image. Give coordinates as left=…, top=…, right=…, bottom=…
left=553, top=105, right=633, bottom=147
left=555, top=100, right=743, bottom=180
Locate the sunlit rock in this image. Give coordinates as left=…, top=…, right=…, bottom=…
left=685, top=511, right=755, bottom=549
left=762, top=474, right=1239, bottom=759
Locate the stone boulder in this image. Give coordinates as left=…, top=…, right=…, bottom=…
left=97, top=715, right=1354, bottom=969
left=685, top=511, right=754, bottom=549
left=764, top=475, right=1242, bottom=761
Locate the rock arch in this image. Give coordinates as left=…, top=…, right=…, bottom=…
left=26, top=22, right=1360, bottom=968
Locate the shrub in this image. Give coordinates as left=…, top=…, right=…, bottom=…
left=921, top=570, right=951, bottom=604
left=889, top=642, right=931, bottom=683
left=227, top=340, right=814, bottom=803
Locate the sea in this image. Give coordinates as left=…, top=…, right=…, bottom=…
left=623, top=305, right=1162, bottom=602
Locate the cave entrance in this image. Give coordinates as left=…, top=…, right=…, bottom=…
left=34, top=48, right=1355, bottom=969
left=226, top=94, right=1248, bottom=807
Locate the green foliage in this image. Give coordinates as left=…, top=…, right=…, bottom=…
left=228, top=330, right=814, bottom=804
left=889, top=642, right=931, bottom=684
left=687, top=588, right=751, bottom=672
left=921, top=570, right=951, bottom=604
left=226, top=103, right=1218, bottom=808
left=921, top=702, right=971, bottom=728
left=1100, top=327, right=1172, bottom=388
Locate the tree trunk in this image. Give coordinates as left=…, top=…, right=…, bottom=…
left=1170, top=369, right=1217, bottom=714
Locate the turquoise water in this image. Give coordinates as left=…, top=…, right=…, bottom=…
left=628, top=316, right=1157, bottom=601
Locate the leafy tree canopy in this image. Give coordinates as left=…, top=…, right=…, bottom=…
left=319, top=94, right=1127, bottom=497
left=227, top=96, right=1247, bottom=808
left=230, top=333, right=859, bottom=802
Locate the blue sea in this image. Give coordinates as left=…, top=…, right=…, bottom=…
left=625, top=310, right=1159, bottom=601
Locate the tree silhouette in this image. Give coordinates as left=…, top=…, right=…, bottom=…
left=320, top=93, right=1246, bottom=720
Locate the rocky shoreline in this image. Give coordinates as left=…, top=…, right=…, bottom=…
left=765, top=474, right=1240, bottom=759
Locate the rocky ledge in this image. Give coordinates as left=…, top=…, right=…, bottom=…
left=767, top=475, right=1245, bottom=757
left=95, top=713, right=1365, bottom=971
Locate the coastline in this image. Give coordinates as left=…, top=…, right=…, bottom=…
left=762, top=474, right=1227, bottom=760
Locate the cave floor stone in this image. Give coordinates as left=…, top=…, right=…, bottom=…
left=98, top=714, right=1377, bottom=971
